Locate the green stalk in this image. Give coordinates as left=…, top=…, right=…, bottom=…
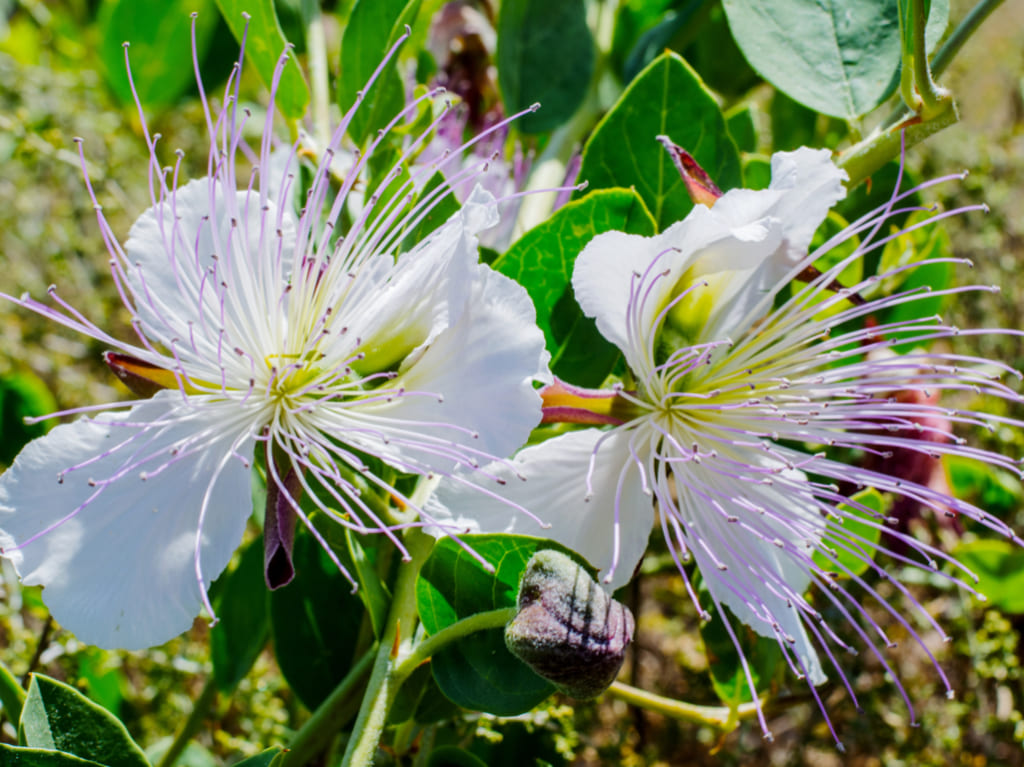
left=155, top=679, right=217, bottom=767
left=605, top=681, right=762, bottom=730
left=281, top=647, right=376, bottom=767
left=0, top=659, right=26, bottom=724
left=392, top=606, right=517, bottom=683
left=930, top=0, right=1005, bottom=79
left=860, top=0, right=1004, bottom=185
left=909, top=0, right=951, bottom=119
left=340, top=530, right=435, bottom=767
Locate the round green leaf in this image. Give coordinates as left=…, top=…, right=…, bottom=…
left=0, top=371, right=58, bottom=466
left=722, top=0, right=949, bottom=119
left=574, top=51, right=741, bottom=232
left=812, top=488, right=886, bottom=578
left=98, top=0, right=219, bottom=109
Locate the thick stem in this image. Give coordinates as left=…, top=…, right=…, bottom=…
left=281, top=647, right=376, bottom=767
left=605, top=681, right=762, bottom=730
left=881, top=0, right=1003, bottom=139
left=155, top=678, right=217, bottom=767
left=341, top=530, right=435, bottom=767
left=837, top=104, right=958, bottom=188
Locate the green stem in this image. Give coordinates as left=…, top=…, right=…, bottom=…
left=155, top=678, right=217, bottom=767
left=341, top=530, right=435, bottom=767
left=392, top=606, right=517, bottom=683
left=301, top=0, right=331, bottom=150
left=911, top=0, right=950, bottom=118
left=605, top=681, right=762, bottom=730
left=837, top=102, right=958, bottom=188
left=281, top=646, right=376, bottom=767
left=879, top=0, right=1002, bottom=138
left=0, top=659, right=26, bottom=724
left=930, top=0, right=1005, bottom=78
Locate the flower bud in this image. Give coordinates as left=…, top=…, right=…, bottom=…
left=505, top=549, right=634, bottom=699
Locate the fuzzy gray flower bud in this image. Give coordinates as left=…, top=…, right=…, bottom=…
left=505, top=549, right=635, bottom=699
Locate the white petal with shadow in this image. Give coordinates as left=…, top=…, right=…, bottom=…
left=0, top=393, right=254, bottom=649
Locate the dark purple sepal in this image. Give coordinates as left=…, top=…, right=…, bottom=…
left=264, top=466, right=302, bottom=590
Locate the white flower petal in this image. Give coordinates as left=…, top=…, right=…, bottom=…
left=0, top=394, right=254, bottom=649
left=573, top=207, right=784, bottom=358
left=676, top=474, right=826, bottom=684
left=124, top=178, right=297, bottom=353
left=350, top=260, right=548, bottom=471
left=766, top=147, right=848, bottom=259
left=342, top=187, right=499, bottom=374
left=425, top=428, right=652, bottom=590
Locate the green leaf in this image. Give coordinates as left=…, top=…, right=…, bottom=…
left=270, top=529, right=365, bottom=709
left=145, top=739, right=218, bottom=767
left=954, top=540, right=1024, bottom=614
left=0, top=744, right=106, bottom=767
left=681, top=3, right=761, bottom=98
left=338, top=0, right=421, bottom=145
left=97, top=0, right=219, bottom=109
left=345, top=528, right=391, bottom=639
left=944, top=455, right=1022, bottom=520
left=721, top=0, right=948, bottom=119
left=75, top=650, right=124, bottom=717
left=494, top=188, right=656, bottom=386
left=496, top=0, right=594, bottom=133
left=0, top=370, right=58, bottom=465
left=211, top=537, right=270, bottom=693
left=697, top=588, right=781, bottom=706
left=214, top=0, right=310, bottom=121
left=725, top=105, right=756, bottom=154
left=873, top=224, right=952, bottom=351
left=813, top=488, right=886, bottom=578
left=742, top=155, right=771, bottom=191
left=231, top=747, right=285, bottom=767
left=574, top=51, right=740, bottom=231
left=416, top=535, right=561, bottom=715
left=768, top=90, right=816, bottom=153
left=19, top=675, right=149, bottom=767
left=0, top=659, right=26, bottom=724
